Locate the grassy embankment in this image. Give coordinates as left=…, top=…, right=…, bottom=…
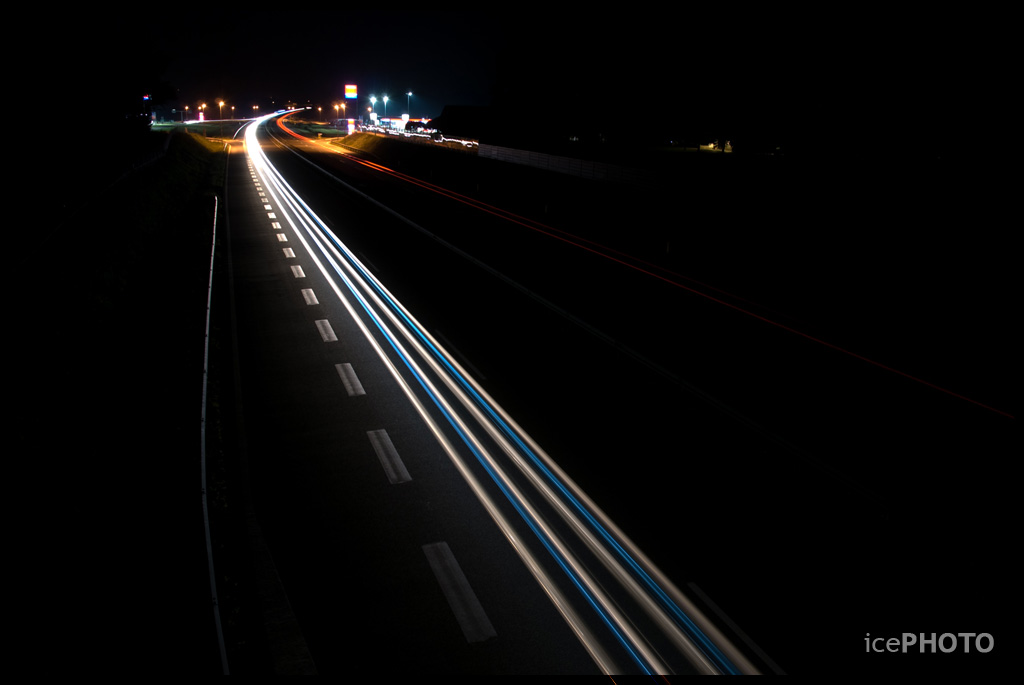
left=33, top=126, right=246, bottom=674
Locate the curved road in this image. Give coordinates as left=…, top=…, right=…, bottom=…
left=225, top=112, right=1014, bottom=675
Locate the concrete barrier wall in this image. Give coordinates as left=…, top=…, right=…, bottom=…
left=478, top=144, right=652, bottom=185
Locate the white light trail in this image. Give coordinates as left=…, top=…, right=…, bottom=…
left=242, top=115, right=758, bottom=676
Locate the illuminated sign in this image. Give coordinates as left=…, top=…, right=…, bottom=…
left=345, top=84, right=357, bottom=99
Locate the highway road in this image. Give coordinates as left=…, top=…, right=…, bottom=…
left=222, top=112, right=1015, bottom=675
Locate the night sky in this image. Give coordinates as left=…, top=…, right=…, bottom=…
left=65, top=10, right=502, bottom=122
left=50, top=8, right=1003, bottom=157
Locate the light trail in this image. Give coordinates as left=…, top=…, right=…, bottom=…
left=245, top=114, right=760, bottom=675
left=275, top=114, right=1013, bottom=419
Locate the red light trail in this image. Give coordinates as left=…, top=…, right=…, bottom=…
left=276, top=114, right=1014, bottom=419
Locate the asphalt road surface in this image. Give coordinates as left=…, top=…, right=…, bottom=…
left=222, top=115, right=1015, bottom=675
left=22, top=115, right=1010, bottom=675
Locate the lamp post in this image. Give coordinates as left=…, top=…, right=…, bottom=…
left=406, top=91, right=412, bottom=116
left=382, top=95, right=388, bottom=119
left=219, top=100, right=224, bottom=119
left=370, top=96, right=376, bottom=116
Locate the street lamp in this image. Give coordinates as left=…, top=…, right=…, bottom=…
left=406, top=91, right=412, bottom=116
left=370, top=96, right=376, bottom=115
left=218, top=100, right=224, bottom=118
left=382, top=95, right=388, bottom=119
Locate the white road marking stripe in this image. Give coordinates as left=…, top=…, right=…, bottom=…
left=283, top=248, right=295, bottom=258
left=244, top=119, right=753, bottom=674
left=366, top=429, right=411, bottom=484
left=272, top=222, right=282, bottom=229
left=277, top=233, right=288, bottom=242
left=301, top=288, right=318, bottom=305
left=422, top=542, right=496, bottom=643
left=291, top=266, right=306, bottom=278
left=268, top=212, right=277, bottom=219
left=335, top=363, right=364, bottom=395
left=264, top=204, right=273, bottom=210
left=315, top=319, right=338, bottom=342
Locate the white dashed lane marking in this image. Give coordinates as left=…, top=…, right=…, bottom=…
left=316, top=319, right=338, bottom=342
left=335, top=362, right=365, bottom=395
left=422, top=542, right=497, bottom=643
left=366, top=429, right=411, bottom=484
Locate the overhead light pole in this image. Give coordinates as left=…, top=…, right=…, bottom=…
left=406, top=91, right=412, bottom=116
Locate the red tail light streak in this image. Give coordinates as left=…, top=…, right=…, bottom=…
left=274, top=113, right=1013, bottom=420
